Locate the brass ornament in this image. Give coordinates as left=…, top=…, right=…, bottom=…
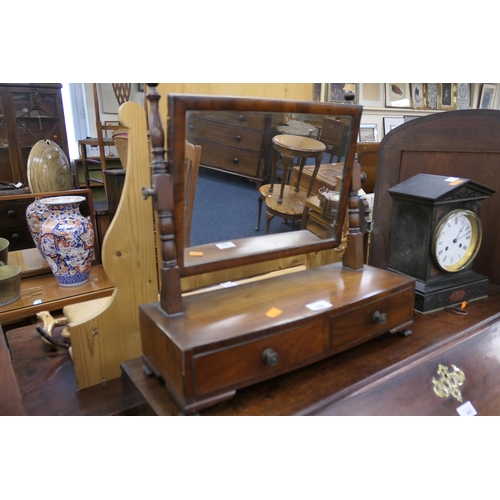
left=432, top=364, right=465, bottom=402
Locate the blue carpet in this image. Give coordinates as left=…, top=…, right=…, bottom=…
left=190, top=167, right=297, bottom=247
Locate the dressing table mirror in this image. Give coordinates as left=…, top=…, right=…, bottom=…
left=139, top=85, right=416, bottom=414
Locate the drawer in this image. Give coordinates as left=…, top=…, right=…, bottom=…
left=0, top=199, right=32, bottom=227
left=196, top=140, right=262, bottom=177
left=187, top=117, right=263, bottom=152
left=188, top=111, right=267, bottom=130
left=0, top=225, right=35, bottom=251
left=193, top=319, right=325, bottom=396
left=330, top=288, right=414, bottom=351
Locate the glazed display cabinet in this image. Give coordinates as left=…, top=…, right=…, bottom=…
left=0, top=83, right=69, bottom=186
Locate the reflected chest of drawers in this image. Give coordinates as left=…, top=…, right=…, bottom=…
left=186, top=111, right=281, bottom=187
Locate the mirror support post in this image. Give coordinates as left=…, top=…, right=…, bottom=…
left=342, top=156, right=365, bottom=270
left=146, top=84, right=184, bottom=315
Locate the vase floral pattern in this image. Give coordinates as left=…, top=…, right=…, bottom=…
left=39, top=196, right=94, bottom=286
left=26, top=197, right=50, bottom=260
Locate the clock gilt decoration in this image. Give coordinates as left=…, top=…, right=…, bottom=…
left=387, top=173, right=496, bottom=313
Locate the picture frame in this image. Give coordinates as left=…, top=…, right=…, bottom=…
left=410, top=83, right=425, bottom=109
left=385, top=83, right=411, bottom=108
left=438, top=83, right=456, bottom=110
left=456, top=83, right=470, bottom=110
left=312, top=83, right=325, bottom=102
left=383, top=116, right=404, bottom=135
left=358, top=123, right=378, bottom=142
left=327, top=83, right=358, bottom=103
left=425, top=83, right=438, bottom=110
left=478, top=83, right=497, bottom=109
left=359, top=84, right=385, bottom=107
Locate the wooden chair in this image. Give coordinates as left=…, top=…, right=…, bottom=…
left=321, top=116, right=350, bottom=163
left=77, top=83, right=131, bottom=193
left=184, top=140, right=202, bottom=247
left=256, top=134, right=325, bottom=234
left=356, top=142, right=379, bottom=193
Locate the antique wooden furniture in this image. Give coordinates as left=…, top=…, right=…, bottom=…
left=369, top=109, right=500, bottom=292
left=321, top=116, right=350, bottom=163
left=387, top=173, right=495, bottom=313
left=77, top=84, right=131, bottom=193
left=138, top=88, right=416, bottom=414
left=290, top=163, right=343, bottom=195
left=185, top=109, right=281, bottom=187
left=183, top=140, right=202, bottom=247
left=256, top=134, right=327, bottom=234
left=0, top=83, right=69, bottom=186
left=62, top=101, right=158, bottom=390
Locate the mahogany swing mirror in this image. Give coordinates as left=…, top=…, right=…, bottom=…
left=146, top=86, right=364, bottom=313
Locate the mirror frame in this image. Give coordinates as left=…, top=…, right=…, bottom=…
left=162, top=92, right=363, bottom=278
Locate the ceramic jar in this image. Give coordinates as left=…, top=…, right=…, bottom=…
left=39, top=196, right=94, bottom=286
left=26, top=197, right=50, bottom=260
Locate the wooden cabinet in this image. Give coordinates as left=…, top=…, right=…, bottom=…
left=185, top=111, right=281, bottom=186
left=0, top=84, right=69, bottom=186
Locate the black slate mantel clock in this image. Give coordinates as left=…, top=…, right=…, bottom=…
left=387, top=173, right=496, bottom=313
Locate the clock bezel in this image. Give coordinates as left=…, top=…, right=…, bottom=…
left=432, top=208, right=482, bottom=273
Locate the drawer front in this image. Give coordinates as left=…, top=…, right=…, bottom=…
left=0, top=199, right=32, bottom=227
left=0, top=225, right=34, bottom=251
left=189, top=111, right=267, bottom=130
left=330, top=288, right=414, bottom=351
left=195, top=140, right=262, bottom=178
left=193, top=319, right=325, bottom=396
left=187, top=117, right=264, bottom=152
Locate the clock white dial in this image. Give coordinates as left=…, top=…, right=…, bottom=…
left=432, top=209, right=482, bottom=272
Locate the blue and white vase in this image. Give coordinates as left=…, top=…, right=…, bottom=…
left=39, top=196, right=94, bottom=287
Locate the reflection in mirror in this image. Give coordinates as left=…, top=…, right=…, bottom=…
left=158, top=93, right=362, bottom=280
left=185, top=111, right=353, bottom=245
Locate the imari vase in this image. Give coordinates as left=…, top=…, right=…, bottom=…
left=39, top=196, right=94, bottom=286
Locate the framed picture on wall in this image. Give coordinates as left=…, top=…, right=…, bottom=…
left=359, top=84, right=385, bottom=107
left=457, top=83, right=470, bottom=109
left=479, top=83, right=497, bottom=109
left=358, top=123, right=378, bottom=142
left=385, top=83, right=411, bottom=108
left=439, top=83, right=456, bottom=110
left=312, top=83, right=324, bottom=101
left=327, top=83, right=358, bottom=103
left=425, top=83, right=438, bottom=110
left=410, top=83, right=425, bottom=109
left=383, top=116, right=405, bottom=135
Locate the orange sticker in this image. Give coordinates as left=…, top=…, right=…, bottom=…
left=449, top=179, right=464, bottom=186
left=266, top=307, right=282, bottom=318
left=189, top=251, right=204, bottom=257
left=461, top=301, right=467, bottom=310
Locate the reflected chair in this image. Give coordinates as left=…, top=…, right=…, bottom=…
left=321, top=116, right=350, bottom=163
left=184, top=140, right=202, bottom=247
left=256, top=134, right=325, bottom=234
left=77, top=83, right=131, bottom=193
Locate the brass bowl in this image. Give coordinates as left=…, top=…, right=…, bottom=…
left=0, top=265, right=22, bottom=307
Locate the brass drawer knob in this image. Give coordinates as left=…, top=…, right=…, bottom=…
left=262, top=348, right=280, bottom=367
left=372, top=310, right=387, bottom=324
left=232, top=157, right=239, bottom=164
left=235, top=135, right=242, bottom=141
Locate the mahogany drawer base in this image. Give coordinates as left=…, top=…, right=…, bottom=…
left=139, top=263, right=416, bottom=413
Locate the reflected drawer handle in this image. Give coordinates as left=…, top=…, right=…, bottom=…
left=7, top=209, right=17, bottom=218
left=235, top=135, right=242, bottom=141
left=238, top=114, right=244, bottom=121
left=262, top=348, right=280, bottom=367
left=188, top=125, right=194, bottom=131
left=232, top=157, right=239, bottom=164
left=372, top=310, right=388, bottom=324
left=10, top=233, right=20, bottom=241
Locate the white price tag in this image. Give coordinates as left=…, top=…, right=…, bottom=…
left=456, top=400, right=477, bottom=416
left=306, top=300, right=332, bottom=311
left=445, top=177, right=459, bottom=182
left=216, top=241, right=236, bottom=249
left=220, top=281, right=238, bottom=288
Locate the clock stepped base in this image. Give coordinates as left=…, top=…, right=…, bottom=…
left=411, top=271, right=489, bottom=314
